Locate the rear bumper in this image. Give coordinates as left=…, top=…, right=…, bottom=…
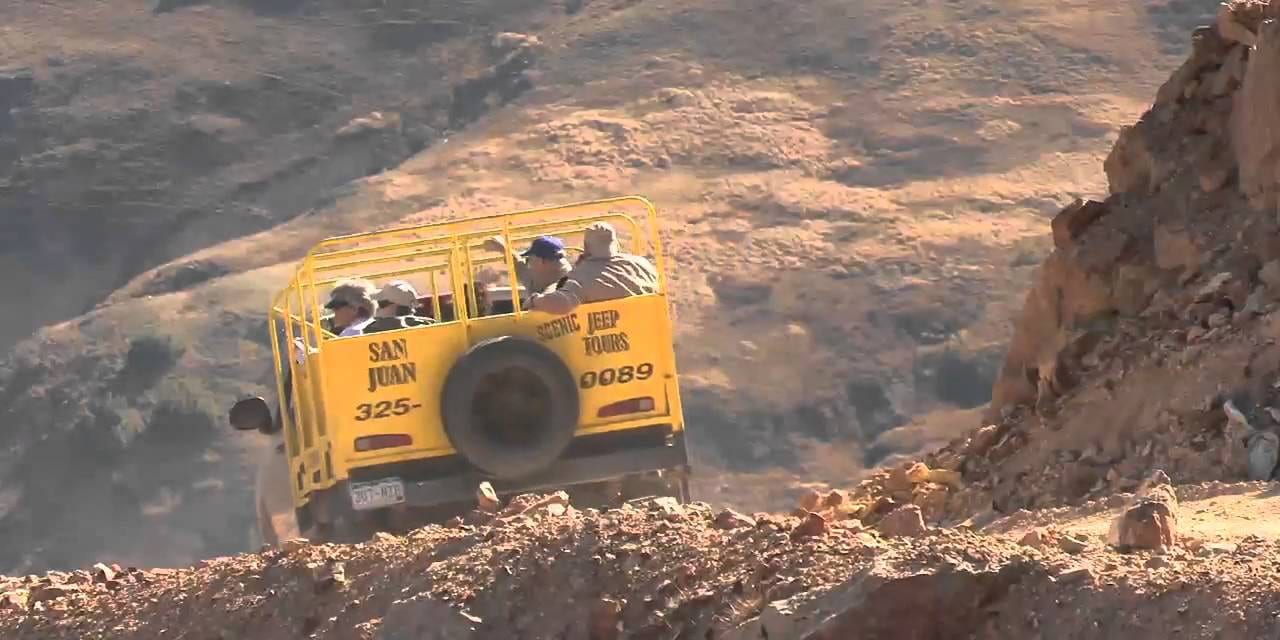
left=308, top=424, right=688, bottom=520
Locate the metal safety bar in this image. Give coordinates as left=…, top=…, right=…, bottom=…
left=307, top=211, right=645, bottom=275
left=271, top=195, right=664, bottom=351
left=306, top=195, right=657, bottom=258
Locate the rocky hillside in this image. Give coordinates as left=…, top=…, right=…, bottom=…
left=5, top=481, right=1280, bottom=639
left=832, top=0, right=1280, bottom=530
left=0, top=0, right=1215, bottom=574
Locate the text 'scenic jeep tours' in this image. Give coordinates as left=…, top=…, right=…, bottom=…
left=228, top=196, right=691, bottom=544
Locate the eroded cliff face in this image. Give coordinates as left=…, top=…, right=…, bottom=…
left=988, top=2, right=1280, bottom=423
left=838, top=0, right=1280, bottom=528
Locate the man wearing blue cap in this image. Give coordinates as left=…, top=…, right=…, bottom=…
left=483, top=233, right=573, bottom=301
left=529, top=221, right=658, bottom=315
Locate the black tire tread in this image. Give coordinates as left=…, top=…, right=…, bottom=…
left=440, top=336, right=580, bottom=478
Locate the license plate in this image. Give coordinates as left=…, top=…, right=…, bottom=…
left=349, top=478, right=405, bottom=510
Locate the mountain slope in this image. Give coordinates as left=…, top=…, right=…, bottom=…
left=0, top=0, right=1216, bottom=572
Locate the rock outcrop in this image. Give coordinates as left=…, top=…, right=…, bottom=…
left=825, top=0, right=1280, bottom=529
left=985, top=2, right=1280, bottom=422
left=1106, top=470, right=1179, bottom=551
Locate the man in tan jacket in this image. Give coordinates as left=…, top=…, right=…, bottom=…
left=528, top=222, right=659, bottom=315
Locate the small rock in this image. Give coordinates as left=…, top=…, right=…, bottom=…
left=876, top=505, right=927, bottom=538
left=374, top=532, right=401, bottom=544
left=966, top=425, right=1001, bottom=456
left=905, top=462, right=933, bottom=485
left=476, top=482, right=500, bottom=513
left=1208, top=312, right=1230, bottom=329
left=589, top=598, right=622, bottom=640
left=1195, top=272, right=1234, bottom=302
left=1217, top=4, right=1258, bottom=47
left=869, top=495, right=898, bottom=517
left=790, top=512, right=828, bottom=540
left=463, top=509, right=496, bottom=526
left=823, top=489, right=848, bottom=509
left=309, top=560, right=348, bottom=593
left=1247, top=431, right=1279, bottom=481
left=1058, top=534, right=1089, bottom=554
left=1146, top=555, right=1170, bottom=569
left=885, top=465, right=914, bottom=493
left=1261, top=261, right=1280, bottom=290
left=1103, top=463, right=1121, bottom=481
left=1055, top=566, right=1094, bottom=584
left=1224, top=399, right=1252, bottom=433
left=1185, top=300, right=1218, bottom=323
left=933, top=451, right=964, bottom=471
left=1107, top=470, right=1179, bottom=552
left=922, top=468, right=962, bottom=489
left=91, top=563, right=115, bottom=583
left=797, top=489, right=822, bottom=512
left=509, top=491, right=570, bottom=516
left=335, top=111, right=399, bottom=138
left=1018, top=529, right=1046, bottom=549
left=31, top=585, right=79, bottom=603
left=281, top=538, right=311, bottom=553
left=1266, top=407, right=1280, bottom=425
left=714, top=509, right=756, bottom=530
left=648, top=496, right=684, bottom=519
left=546, top=503, right=568, bottom=517
left=379, top=592, right=484, bottom=638
left=656, top=87, right=697, bottom=107
left=0, top=590, right=28, bottom=611
left=1245, top=286, right=1267, bottom=315
left=1199, top=162, right=1234, bottom=192
left=1200, top=542, right=1238, bottom=556
left=491, top=31, right=542, bottom=52
left=834, top=519, right=865, bottom=533
left=1051, top=198, right=1111, bottom=249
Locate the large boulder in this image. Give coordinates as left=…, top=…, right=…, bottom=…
left=1106, top=470, right=1179, bottom=552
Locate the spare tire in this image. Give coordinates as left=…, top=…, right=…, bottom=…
left=441, top=336, right=580, bottom=478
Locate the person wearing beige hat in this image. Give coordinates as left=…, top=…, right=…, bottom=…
left=365, top=280, right=434, bottom=333
left=324, top=278, right=379, bottom=336
left=528, top=221, right=659, bottom=315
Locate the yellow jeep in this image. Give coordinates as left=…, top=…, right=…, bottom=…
left=228, top=196, right=691, bottom=543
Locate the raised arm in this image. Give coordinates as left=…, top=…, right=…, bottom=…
left=528, top=278, right=584, bottom=315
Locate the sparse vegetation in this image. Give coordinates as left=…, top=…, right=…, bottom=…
left=142, top=377, right=219, bottom=449
left=112, top=334, right=184, bottom=397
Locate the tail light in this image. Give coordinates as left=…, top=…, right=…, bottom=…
left=354, top=434, right=413, bottom=452
left=597, top=397, right=655, bottom=418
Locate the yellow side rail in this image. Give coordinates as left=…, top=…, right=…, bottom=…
left=297, top=196, right=662, bottom=333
